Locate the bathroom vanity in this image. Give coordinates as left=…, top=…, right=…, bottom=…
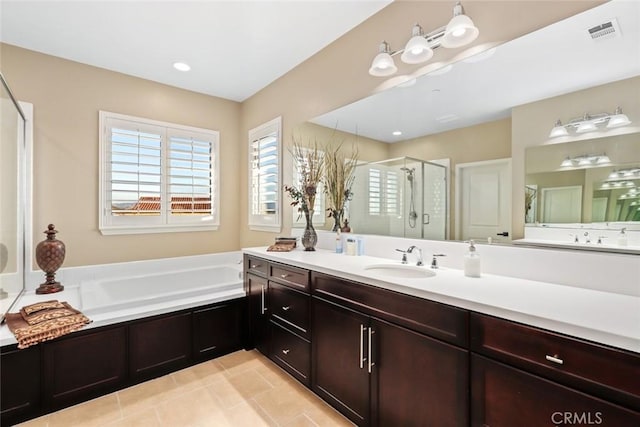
left=243, top=248, right=640, bottom=426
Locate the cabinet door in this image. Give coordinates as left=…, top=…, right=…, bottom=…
left=1, top=345, right=41, bottom=425
left=471, top=354, right=640, bottom=427
left=43, top=326, right=127, bottom=410
left=372, top=318, right=469, bottom=427
left=312, top=297, right=370, bottom=426
left=193, top=299, right=243, bottom=362
left=129, top=312, right=191, bottom=381
left=247, top=273, right=269, bottom=355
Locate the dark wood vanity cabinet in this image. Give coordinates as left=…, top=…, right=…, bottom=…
left=471, top=355, right=640, bottom=427
left=312, top=272, right=469, bottom=427
left=470, top=313, right=640, bottom=425
left=244, top=255, right=312, bottom=386
left=243, top=255, right=640, bottom=427
left=0, top=345, right=41, bottom=426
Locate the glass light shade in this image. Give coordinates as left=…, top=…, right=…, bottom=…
left=609, top=171, right=619, bottom=179
left=369, top=52, right=397, bottom=77
left=576, top=120, right=597, bottom=133
left=578, top=157, right=591, bottom=166
left=606, top=110, right=631, bottom=128
left=441, top=10, right=479, bottom=48
left=401, top=36, right=434, bottom=64
left=596, top=155, right=611, bottom=164
left=549, top=120, right=569, bottom=138
left=560, top=158, right=573, bottom=167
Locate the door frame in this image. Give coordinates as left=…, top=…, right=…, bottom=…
left=455, top=158, right=512, bottom=241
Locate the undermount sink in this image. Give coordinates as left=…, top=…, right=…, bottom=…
left=364, top=263, right=436, bottom=279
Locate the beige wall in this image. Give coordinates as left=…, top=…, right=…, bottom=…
left=1, top=43, right=242, bottom=267
left=512, top=75, right=640, bottom=238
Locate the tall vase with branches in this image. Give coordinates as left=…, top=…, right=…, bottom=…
left=324, top=142, right=358, bottom=232
left=285, top=139, right=324, bottom=251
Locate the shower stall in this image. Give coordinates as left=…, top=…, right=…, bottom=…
left=348, top=157, right=448, bottom=240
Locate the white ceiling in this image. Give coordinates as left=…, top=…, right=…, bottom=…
left=312, top=0, right=640, bottom=142
left=0, top=0, right=392, bottom=102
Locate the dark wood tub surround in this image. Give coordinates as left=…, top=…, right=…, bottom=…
left=1, top=298, right=245, bottom=426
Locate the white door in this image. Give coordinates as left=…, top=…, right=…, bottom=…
left=457, top=159, right=511, bottom=243
left=540, top=186, right=582, bottom=223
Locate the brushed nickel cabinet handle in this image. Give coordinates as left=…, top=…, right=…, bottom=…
left=282, top=306, right=291, bottom=311
left=260, top=285, right=266, bottom=314
left=368, top=327, right=375, bottom=373
left=251, top=264, right=260, bottom=268
left=545, top=354, right=564, bottom=365
left=280, top=274, right=289, bottom=279
left=359, top=324, right=366, bottom=369
left=282, top=349, right=290, bottom=355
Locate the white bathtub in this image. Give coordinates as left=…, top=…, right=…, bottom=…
left=80, top=265, right=243, bottom=315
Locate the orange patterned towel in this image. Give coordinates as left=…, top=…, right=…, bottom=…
left=5, top=300, right=92, bottom=349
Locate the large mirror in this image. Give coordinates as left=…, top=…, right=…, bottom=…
left=0, top=72, right=26, bottom=322
left=301, top=0, right=640, bottom=244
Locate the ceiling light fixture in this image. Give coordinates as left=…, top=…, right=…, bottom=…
left=369, top=2, right=479, bottom=77
left=173, top=62, right=191, bottom=72
left=549, top=106, right=632, bottom=137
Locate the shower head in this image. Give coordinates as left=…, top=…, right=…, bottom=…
left=400, top=167, right=415, bottom=181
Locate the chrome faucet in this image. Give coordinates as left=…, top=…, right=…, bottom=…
left=395, top=248, right=408, bottom=264
left=584, top=232, right=591, bottom=244
left=406, top=246, right=424, bottom=266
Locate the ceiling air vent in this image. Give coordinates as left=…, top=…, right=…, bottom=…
left=587, top=18, right=621, bottom=41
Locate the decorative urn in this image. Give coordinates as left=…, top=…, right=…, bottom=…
left=35, top=224, right=65, bottom=294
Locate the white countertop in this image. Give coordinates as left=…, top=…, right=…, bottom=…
left=244, top=246, right=640, bottom=353
left=1, top=285, right=245, bottom=347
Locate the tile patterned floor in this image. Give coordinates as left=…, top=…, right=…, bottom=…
left=18, top=350, right=354, bottom=427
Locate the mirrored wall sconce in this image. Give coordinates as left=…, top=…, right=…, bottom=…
left=369, top=2, right=479, bottom=77
left=549, top=107, right=632, bottom=138
left=560, top=154, right=610, bottom=168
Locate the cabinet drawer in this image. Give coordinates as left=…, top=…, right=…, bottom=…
left=246, top=255, right=268, bottom=277
left=270, top=263, right=309, bottom=291
left=470, top=313, right=640, bottom=411
left=312, top=272, right=468, bottom=347
left=270, top=321, right=310, bottom=386
left=270, top=281, right=310, bottom=338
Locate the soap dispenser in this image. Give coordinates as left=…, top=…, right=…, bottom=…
left=618, top=228, right=628, bottom=246
left=464, top=240, right=481, bottom=278
left=335, top=229, right=343, bottom=253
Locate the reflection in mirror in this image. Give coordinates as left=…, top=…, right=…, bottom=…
left=304, top=1, right=639, bottom=246
left=525, top=134, right=640, bottom=224
left=0, top=72, right=26, bottom=322
left=350, top=157, right=449, bottom=240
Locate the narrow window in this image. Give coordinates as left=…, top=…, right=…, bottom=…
left=248, top=117, right=282, bottom=232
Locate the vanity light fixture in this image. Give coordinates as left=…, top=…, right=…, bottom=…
left=559, top=154, right=610, bottom=168
left=607, top=168, right=640, bottom=180
left=368, top=1, right=479, bottom=77
left=549, top=107, right=632, bottom=137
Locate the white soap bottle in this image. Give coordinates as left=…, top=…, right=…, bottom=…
left=464, top=240, right=481, bottom=278
left=618, top=228, right=628, bottom=246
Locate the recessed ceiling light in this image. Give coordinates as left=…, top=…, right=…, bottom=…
left=173, top=62, right=191, bottom=72
left=392, top=130, right=403, bottom=136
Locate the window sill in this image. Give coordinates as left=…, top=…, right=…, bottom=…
left=100, top=224, right=219, bottom=235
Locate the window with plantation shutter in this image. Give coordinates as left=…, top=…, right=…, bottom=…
left=99, top=111, right=219, bottom=235
left=248, top=117, right=281, bottom=232
left=368, top=167, right=400, bottom=216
